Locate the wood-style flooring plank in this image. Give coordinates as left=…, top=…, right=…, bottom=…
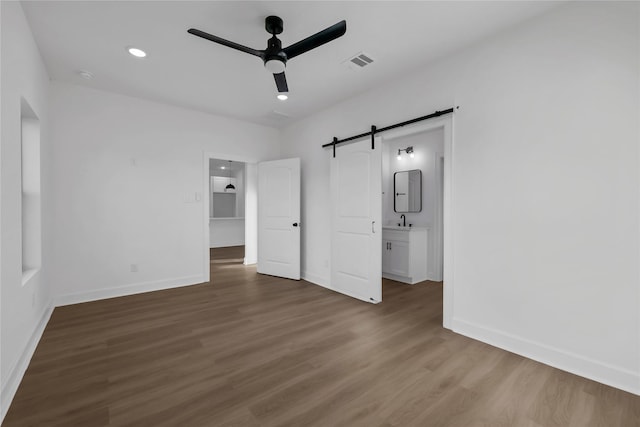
left=3, top=246, right=638, bottom=426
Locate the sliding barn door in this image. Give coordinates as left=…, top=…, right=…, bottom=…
left=331, top=138, right=382, bottom=303
left=257, top=158, right=301, bottom=280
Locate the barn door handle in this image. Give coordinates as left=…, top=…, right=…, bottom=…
left=372, top=221, right=375, bottom=233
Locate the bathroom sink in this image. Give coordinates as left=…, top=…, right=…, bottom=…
left=382, top=225, right=415, bottom=231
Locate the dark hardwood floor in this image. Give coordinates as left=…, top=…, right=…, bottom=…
left=4, top=246, right=639, bottom=426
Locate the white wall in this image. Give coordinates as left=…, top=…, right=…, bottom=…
left=383, top=129, right=443, bottom=228
left=0, top=1, right=53, bottom=420
left=49, top=82, right=280, bottom=305
left=209, top=218, right=245, bottom=248
left=234, top=167, right=245, bottom=218
left=281, top=2, right=640, bottom=394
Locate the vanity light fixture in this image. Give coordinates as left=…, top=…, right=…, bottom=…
left=397, top=146, right=414, bottom=160
left=277, top=93, right=288, bottom=101
left=224, top=161, right=235, bottom=191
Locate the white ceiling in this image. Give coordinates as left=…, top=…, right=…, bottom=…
left=22, top=1, right=561, bottom=128
left=210, top=158, right=244, bottom=176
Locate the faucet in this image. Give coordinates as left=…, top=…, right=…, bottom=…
left=400, top=214, right=406, bottom=227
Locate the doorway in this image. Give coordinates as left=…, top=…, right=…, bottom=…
left=202, top=152, right=259, bottom=283
left=379, top=116, right=453, bottom=328
left=209, top=158, right=246, bottom=264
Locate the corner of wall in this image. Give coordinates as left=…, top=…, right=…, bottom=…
left=1, top=300, right=54, bottom=424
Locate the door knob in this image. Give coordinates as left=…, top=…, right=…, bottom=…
left=293, top=222, right=298, bottom=227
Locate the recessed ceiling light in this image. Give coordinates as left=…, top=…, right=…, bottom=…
left=127, top=47, right=147, bottom=58
left=220, top=166, right=226, bottom=170
left=77, top=70, right=94, bottom=80
left=277, top=94, right=288, bottom=101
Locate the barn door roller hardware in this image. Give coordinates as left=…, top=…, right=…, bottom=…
left=323, top=107, right=457, bottom=157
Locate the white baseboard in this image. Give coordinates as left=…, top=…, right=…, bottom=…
left=452, top=318, right=640, bottom=396
left=55, top=275, right=206, bottom=307
left=382, top=272, right=414, bottom=284
left=1, top=301, right=55, bottom=424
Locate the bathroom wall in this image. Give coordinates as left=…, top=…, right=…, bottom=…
left=382, top=128, right=444, bottom=228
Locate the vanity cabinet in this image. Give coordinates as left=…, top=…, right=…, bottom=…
left=382, top=228, right=428, bottom=284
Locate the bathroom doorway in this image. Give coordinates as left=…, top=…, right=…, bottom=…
left=379, top=116, right=453, bottom=328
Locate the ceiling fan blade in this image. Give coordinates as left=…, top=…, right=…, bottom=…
left=283, top=20, right=346, bottom=60
left=188, top=28, right=264, bottom=58
left=273, top=72, right=288, bottom=92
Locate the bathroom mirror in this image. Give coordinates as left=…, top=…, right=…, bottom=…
left=394, top=169, right=422, bottom=213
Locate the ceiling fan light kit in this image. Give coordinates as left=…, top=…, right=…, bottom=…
left=188, top=15, right=346, bottom=94
left=265, top=59, right=286, bottom=74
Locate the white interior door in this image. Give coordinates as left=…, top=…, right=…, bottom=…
left=331, top=138, right=382, bottom=303
left=257, top=158, right=301, bottom=280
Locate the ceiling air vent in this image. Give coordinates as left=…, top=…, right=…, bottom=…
left=265, top=110, right=291, bottom=124
left=343, top=52, right=375, bottom=70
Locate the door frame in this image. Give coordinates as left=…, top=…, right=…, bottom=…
left=380, top=116, right=454, bottom=329
left=202, top=151, right=259, bottom=282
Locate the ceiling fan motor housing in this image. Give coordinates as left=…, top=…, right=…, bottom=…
left=265, top=16, right=284, bottom=35
left=264, top=35, right=287, bottom=73
left=264, top=17, right=287, bottom=73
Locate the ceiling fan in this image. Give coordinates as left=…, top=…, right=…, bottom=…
left=188, top=16, right=346, bottom=94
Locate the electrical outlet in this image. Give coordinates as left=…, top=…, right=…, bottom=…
left=130, top=264, right=138, bottom=272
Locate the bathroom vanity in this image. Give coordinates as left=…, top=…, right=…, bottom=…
left=382, top=226, right=428, bottom=284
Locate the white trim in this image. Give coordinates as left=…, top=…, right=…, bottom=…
left=441, top=117, right=454, bottom=329
left=453, top=318, right=640, bottom=396
left=54, top=275, right=205, bottom=307
left=1, top=301, right=54, bottom=424
left=381, top=116, right=450, bottom=141
left=433, top=154, right=445, bottom=281
left=382, top=272, right=417, bottom=284
left=21, top=268, right=40, bottom=286
left=380, top=116, right=455, bottom=329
